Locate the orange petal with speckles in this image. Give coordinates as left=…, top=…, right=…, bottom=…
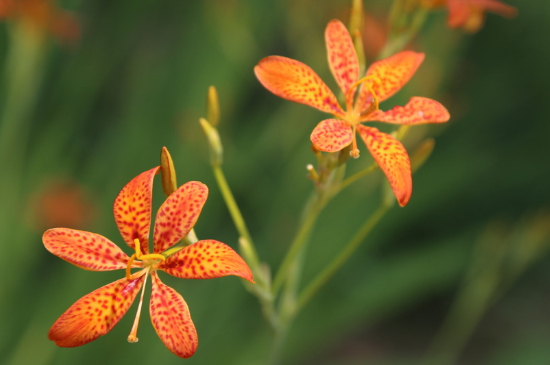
left=150, top=272, right=198, bottom=359
left=361, top=97, right=450, bottom=124
left=357, top=126, right=412, bottom=207
left=310, top=119, right=353, bottom=152
left=447, top=0, right=517, bottom=31
left=160, top=240, right=254, bottom=282
left=355, top=51, right=424, bottom=112
left=153, top=181, right=208, bottom=254
left=325, top=19, right=359, bottom=107
left=43, top=228, right=131, bottom=271
left=48, top=276, right=144, bottom=347
left=113, top=167, right=159, bottom=254
left=254, top=56, right=345, bottom=117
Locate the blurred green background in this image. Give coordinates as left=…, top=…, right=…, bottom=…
left=1, top=0, right=549, bottom=364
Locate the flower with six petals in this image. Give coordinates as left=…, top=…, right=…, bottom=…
left=254, top=19, right=450, bottom=206
left=44, top=166, right=254, bottom=358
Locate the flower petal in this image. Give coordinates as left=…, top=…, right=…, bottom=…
left=480, top=0, right=517, bottom=17
left=43, top=228, right=130, bottom=271
left=361, top=97, right=450, bottom=124
left=153, top=181, right=208, bottom=254
left=310, top=118, right=353, bottom=152
left=355, top=51, right=424, bottom=112
left=113, top=167, right=160, bottom=254
left=357, top=126, right=412, bottom=207
left=160, top=239, right=254, bottom=282
left=48, top=276, right=144, bottom=347
left=150, top=273, right=198, bottom=359
left=254, top=56, right=345, bottom=117
left=325, top=19, right=359, bottom=106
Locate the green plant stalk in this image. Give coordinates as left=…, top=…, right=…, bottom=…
left=297, top=202, right=389, bottom=311
left=379, top=6, right=428, bottom=59
left=0, top=24, right=47, bottom=220
left=339, top=162, right=378, bottom=191
left=422, top=268, right=499, bottom=365
left=271, top=191, right=327, bottom=296
left=212, top=164, right=260, bottom=269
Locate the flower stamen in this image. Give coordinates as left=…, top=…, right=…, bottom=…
left=126, top=239, right=165, bottom=279
left=126, top=253, right=137, bottom=280
left=127, top=267, right=150, bottom=343
left=133, top=238, right=166, bottom=262
left=350, top=125, right=360, bottom=158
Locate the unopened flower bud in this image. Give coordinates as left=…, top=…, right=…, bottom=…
left=199, top=118, right=223, bottom=166
left=207, top=86, right=220, bottom=127
left=160, top=147, right=178, bottom=197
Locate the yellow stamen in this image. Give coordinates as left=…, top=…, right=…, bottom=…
left=125, top=239, right=166, bottom=280
left=133, top=238, right=166, bottom=261
left=125, top=253, right=137, bottom=280
left=346, top=75, right=381, bottom=109
left=350, top=125, right=360, bottom=158
left=127, top=267, right=150, bottom=343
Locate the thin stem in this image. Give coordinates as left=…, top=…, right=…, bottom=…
left=379, top=7, right=428, bottom=59
left=212, top=165, right=260, bottom=269
left=297, top=203, right=389, bottom=311
left=340, top=162, right=378, bottom=191
left=271, top=193, right=326, bottom=296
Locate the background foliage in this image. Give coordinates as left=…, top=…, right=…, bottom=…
left=1, top=0, right=549, bottom=364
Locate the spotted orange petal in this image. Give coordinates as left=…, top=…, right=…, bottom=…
left=357, top=126, right=412, bottom=207
left=361, top=97, right=450, bottom=124
left=310, top=118, right=353, bottom=152
left=43, top=228, right=131, bottom=271
left=48, top=276, right=144, bottom=347
left=150, top=272, right=198, bottom=359
left=153, top=181, right=208, bottom=254
left=325, top=19, right=359, bottom=106
left=160, top=239, right=254, bottom=282
left=254, top=56, right=345, bottom=117
left=113, top=167, right=159, bottom=254
left=355, top=51, right=424, bottom=112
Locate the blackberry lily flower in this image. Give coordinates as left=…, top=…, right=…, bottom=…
left=255, top=20, right=450, bottom=206
left=44, top=167, right=254, bottom=358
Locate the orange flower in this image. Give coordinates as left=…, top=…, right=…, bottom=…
left=255, top=20, right=449, bottom=206
left=447, top=0, right=517, bottom=32
left=0, top=0, right=80, bottom=42
left=44, top=167, right=254, bottom=358
left=421, top=0, right=517, bottom=33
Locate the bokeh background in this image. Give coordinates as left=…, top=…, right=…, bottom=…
left=1, top=0, right=549, bottom=364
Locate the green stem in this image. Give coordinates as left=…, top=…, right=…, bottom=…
left=212, top=165, right=260, bottom=269
left=271, top=193, right=326, bottom=296
left=339, top=162, right=378, bottom=191
left=379, top=7, right=428, bottom=59
left=297, top=203, right=389, bottom=311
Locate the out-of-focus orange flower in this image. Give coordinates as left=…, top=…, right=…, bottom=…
left=255, top=20, right=449, bottom=206
left=44, top=167, right=254, bottom=358
left=421, top=0, right=517, bottom=33
left=0, top=0, right=79, bottom=42
left=362, top=12, right=388, bottom=60
left=31, top=179, right=95, bottom=230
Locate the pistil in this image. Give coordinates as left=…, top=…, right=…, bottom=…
left=127, top=267, right=150, bottom=343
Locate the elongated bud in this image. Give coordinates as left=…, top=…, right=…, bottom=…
left=349, top=0, right=365, bottom=73
left=199, top=117, right=223, bottom=166
left=411, top=138, right=435, bottom=172
left=393, top=125, right=411, bottom=141
left=160, top=147, right=177, bottom=197
left=207, top=86, right=220, bottom=127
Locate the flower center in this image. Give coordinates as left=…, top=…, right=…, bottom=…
left=125, top=238, right=166, bottom=280
left=125, top=238, right=166, bottom=343
left=344, top=75, right=382, bottom=158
